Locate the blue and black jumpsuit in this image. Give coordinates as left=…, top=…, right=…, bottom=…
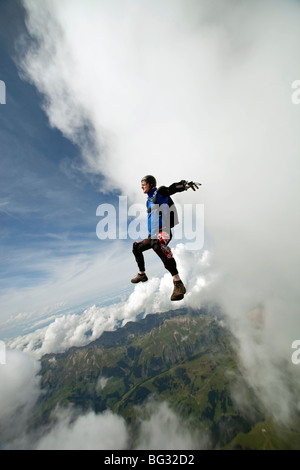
left=132, top=181, right=186, bottom=276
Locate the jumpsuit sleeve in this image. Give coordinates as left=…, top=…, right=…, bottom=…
left=157, top=181, right=187, bottom=197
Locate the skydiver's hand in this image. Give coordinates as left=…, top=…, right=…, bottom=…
left=185, top=181, right=202, bottom=191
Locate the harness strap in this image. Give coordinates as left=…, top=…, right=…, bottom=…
left=146, top=191, right=157, bottom=213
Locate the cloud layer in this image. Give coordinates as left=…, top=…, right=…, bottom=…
left=0, top=350, right=41, bottom=448
left=7, top=245, right=212, bottom=357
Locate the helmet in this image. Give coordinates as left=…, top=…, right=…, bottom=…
left=141, top=175, right=156, bottom=188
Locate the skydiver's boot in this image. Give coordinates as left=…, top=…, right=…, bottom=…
left=170, top=280, right=186, bottom=301
left=131, top=272, right=148, bottom=283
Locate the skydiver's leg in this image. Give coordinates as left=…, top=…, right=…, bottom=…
left=150, top=238, right=178, bottom=276
left=151, top=235, right=186, bottom=301
left=131, top=238, right=151, bottom=283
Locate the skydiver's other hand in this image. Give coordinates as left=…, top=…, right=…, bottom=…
left=185, top=181, right=201, bottom=191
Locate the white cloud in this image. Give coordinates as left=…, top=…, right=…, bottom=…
left=35, top=408, right=128, bottom=450
left=35, top=401, right=208, bottom=450
left=7, top=245, right=210, bottom=357
left=0, top=350, right=41, bottom=448
left=135, top=401, right=209, bottom=450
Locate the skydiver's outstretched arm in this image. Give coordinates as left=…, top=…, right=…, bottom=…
left=157, top=180, right=201, bottom=197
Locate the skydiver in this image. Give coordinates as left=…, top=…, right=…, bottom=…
left=131, top=175, right=201, bottom=301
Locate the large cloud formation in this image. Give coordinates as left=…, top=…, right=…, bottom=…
left=5, top=0, right=300, bottom=447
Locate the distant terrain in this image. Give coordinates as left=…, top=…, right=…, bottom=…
left=36, top=307, right=300, bottom=449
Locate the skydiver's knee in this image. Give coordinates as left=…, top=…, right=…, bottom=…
left=151, top=240, right=160, bottom=253
left=132, top=241, right=140, bottom=254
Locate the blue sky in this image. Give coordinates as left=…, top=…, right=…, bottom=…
left=0, top=0, right=137, bottom=336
